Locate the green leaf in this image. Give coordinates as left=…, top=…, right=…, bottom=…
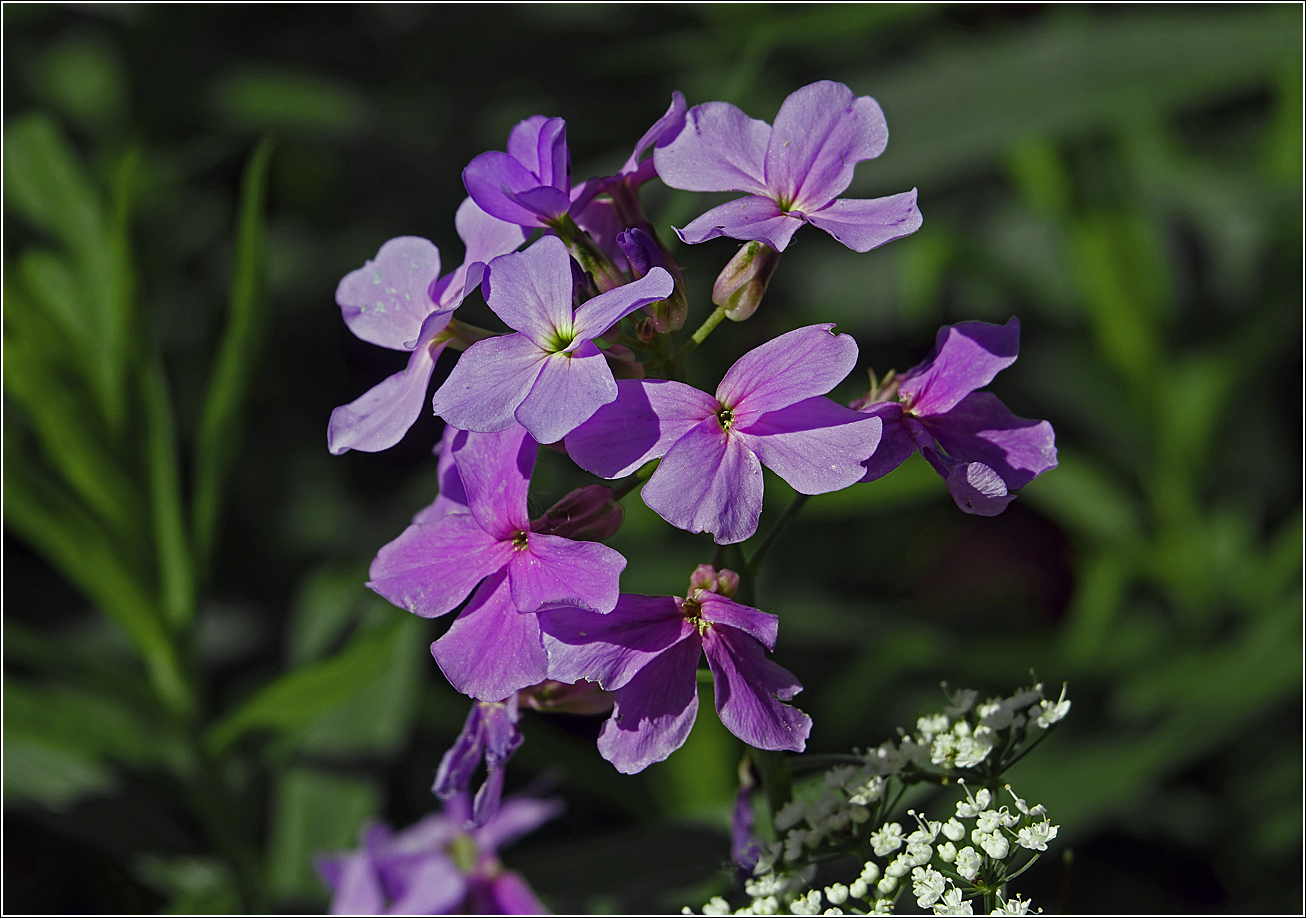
left=287, top=562, right=369, bottom=666
left=266, top=768, right=381, bottom=901
left=142, top=351, right=195, bottom=630
left=3, top=112, right=103, bottom=252
left=135, top=856, right=241, bottom=915
left=3, top=738, right=117, bottom=810
left=3, top=678, right=170, bottom=768
left=30, top=33, right=129, bottom=133
left=210, top=68, right=369, bottom=138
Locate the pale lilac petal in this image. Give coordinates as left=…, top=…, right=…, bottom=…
left=508, top=532, right=625, bottom=613
left=675, top=195, right=803, bottom=251
left=924, top=391, right=1057, bottom=490
left=766, top=81, right=889, bottom=212
left=698, top=595, right=779, bottom=650
left=385, top=857, right=466, bottom=915
left=896, top=318, right=1021, bottom=417
left=430, top=198, right=529, bottom=307
left=337, top=236, right=441, bottom=350
left=565, top=379, right=717, bottom=479
left=327, top=340, right=442, bottom=456
left=597, top=636, right=703, bottom=774
left=451, top=426, right=535, bottom=538
left=414, top=424, right=469, bottom=524
left=804, top=191, right=923, bottom=253
left=474, top=796, right=565, bottom=853
left=463, top=151, right=557, bottom=227
left=483, top=236, right=575, bottom=347
left=431, top=572, right=550, bottom=701
left=514, top=341, right=616, bottom=445
left=702, top=627, right=810, bottom=752
left=717, top=324, right=858, bottom=423
left=480, top=871, right=547, bottom=915
left=623, top=91, right=688, bottom=176
left=735, top=397, right=883, bottom=495
left=653, top=100, right=771, bottom=195
left=506, top=115, right=568, bottom=191
left=539, top=595, right=693, bottom=690
left=322, top=849, right=386, bottom=915
left=571, top=267, right=674, bottom=339
left=945, top=462, right=1016, bottom=516
left=368, top=515, right=512, bottom=618
left=642, top=418, right=764, bottom=545
left=570, top=192, right=627, bottom=269
left=856, top=402, right=917, bottom=483
left=431, top=333, right=547, bottom=433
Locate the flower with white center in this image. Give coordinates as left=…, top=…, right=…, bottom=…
left=824, top=883, right=849, bottom=906
left=775, top=799, right=807, bottom=832
left=937, top=841, right=958, bottom=863
left=702, top=896, right=731, bottom=915
left=942, top=818, right=966, bottom=842
left=956, top=786, right=992, bottom=818
left=935, top=886, right=975, bottom=916
left=870, top=822, right=904, bottom=856
left=989, top=893, right=1038, bottom=914
left=954, top=846, right=981, bottom=881
left=1017, top=820, right=1059, bottom=851
left=972, top=828, right=1010, bottom=859
left=1032, top=685, right=1070, bottom=729
left=912, top=866, right=947, bottom=908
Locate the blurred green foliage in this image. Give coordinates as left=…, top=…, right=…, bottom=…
left=4, top=4, right=1300, bottom=914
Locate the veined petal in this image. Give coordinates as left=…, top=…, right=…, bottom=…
left=675, top=196, right=804, bottom=252
left=451, top=426, right=536, bottom=538
left=698, top=594, right=779, bottom=650
left=703, top=626, right=811, bottom=752
left=431, top=197, right=529, bottom=307
left=430, top=333, right=547, bottom=433
left=896, top=318, right=1020, bottom=417
left=327, top=338, right=443, bottom=455
left=804, top=190, right=923, bottom=253
left=508, top=532, right=625, bottom=613
left=571, top=267, right=674, bottom=340
left=653, top=100, right=771, bottom=195
left=431, top=572, right=550, bottom=701
left=367, top=514, right=512, bottom=618
left=463, top=150, right=556, bottom=227
left=506, top=115, right=568, bottom=191
left=642, top=417, right=764, bottom=545
left=622, top=91, right=688, bottom=177
left=502, top=184, right=571, bottom=224
left=565, top=378, right=717, bottom=479
left=766, top=81, right=889, bottom=212
left=539, top=594, right=692, bottom=690
left=736, top=396, right=883, bottom=495
left=597, top=636, right=703, bottom=774
left=337, top=236, right=440, bottom=350
left=515, top=342, right=616, bottom=445
left=945, top=461, right=1017, bottom=516
left=924, top=391, right=1057, bottom=490
left=856, top=402, right=917, bottom=483
left=483, top=236, right=575, bottom=347
left=717, top=323, right=859, bottom=423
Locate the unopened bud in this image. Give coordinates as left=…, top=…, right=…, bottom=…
left=532, top=485, right=624, bottom=541
left=616, top=227, right=663, bottom=279
left=688, top=563, right=740, bottom=598
left=617, top=227, right=687, bottom=333
left=603, top=342, right=645, bottom=380
left=713, top=241, right=781, bottom=322
left=518, top=679, right=615, bottom=715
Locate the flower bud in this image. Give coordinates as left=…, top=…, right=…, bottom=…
left=518, top=679, right=615, bottom=715
left=713, top=241, right=781, bottom=321
left=617, top=227, right=687, bottom=333
left=616, top=227, right=663, bottom=279
left=688, top=564, right=740, bottom=598
left=532, top=485, right=624, bottom=541
left=603, top=342, right=645, bottom=380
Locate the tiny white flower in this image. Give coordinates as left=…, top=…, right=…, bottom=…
left=1007, top=682, right=1044, bottom=709
left=1016, top=820, right=1059, bottom=852
left=912, top=866, right=947, bottom=908
left=956, top=787, right=992, bottom=818
left=863, top=741, right=907, bottom=776
left=954, top=727, right=994, bottom=768
left=745, top=873, right=787, bottom=898
left=943, top=687, right=977, bottom=718
left=917, top=713, right=949, bottom=739
left=937, top=841, right=958, bottom=863
left=869, top=899, right=894, bottom=915
left=885, top=854, right=912, bottom=878
left=954, top=846, right=981, bottom=881
left=942, top=817, right=966, bottom=841
left=790, top=889, right=823, bottom=916
left=989, top=893, right=1038, bottom=914
left=702, top=896, right=731, bottom=916
left=754, top=843, right=782, bottom=876
left=822, top=909, right=843, bottom=916
left=775, top=800, right=807, bottom=832
left=859, top=861, right=881, bottom=885
left=876, top=875, right=897, bottom=896
left=848, top=775, right=886, bottom=806
left=756, top=895, right=780, bottom=915
left=972, top=828, right=1010, bottom=860
left=976, top=699, right=1013, bottom=730
left=975, top=808, right=1013, bottom=833
left=935, top=886, right=975, bottom=915
left=906, top=841, right=934, bottom=866
left=848, top=880, right=868, bottom=900
left=1032, top=685, right=1070, bottom=729
left=825, top=765, right=858, bottom=790
left=869, top=822, right=904, bottom=856
left=784, top=829, right=809, bottom=862
left=824, top=884, right=849, bottom=906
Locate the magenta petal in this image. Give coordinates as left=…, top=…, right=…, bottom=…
left=896, top=318, right=1021, bottom=417
left=571, top=267, right=674, bottom=340
left=431, top=333, right=547, bottom=433
left=736, top=396, right=883, bottom=495
left=653, top=100, right=771, bottom=195
left=514, top=341, right=616, bottom=445
left=474, top=796, right=565, bottom=853
left=623, top=91, right=688, bottom=176
left=328, top=339, right=442, bottom=455
left=385, top=857, right=466, bottom=915
left=597, top=635, right=703, bottom=774
left=539, top=595, right=693, bottom=690
left=805, top=191, right=923, bottom=253
left=484, top=236, right=575, bottom=347
left=702, top=626, right=811, bottom=752
left=337, top=236, right=441, bottom=350
left=698, top=594, right=779, bottom=650
left=451, top=426, right=536, bottom=538
left=675, top=195, right=804, bottom=251
left=368, top=515, right=512, bottom=618
left=925, top=391, right=1057, bottom=490
left=642, top=418, right=764, bottom=545
left=463, top=151, right=555, bottom=227
left=414, top=424, right=470, bottom=524
left=945, top=462, right=1017, bottom=516
left=502, top=184, right=572, bottom=223
left=856, top=402, right=917, bottom=483
left=565, top=379, right=716, bottom=479
left=322, top=849, right=386, bottom=915
left=477, top=871, right=546, bottom=915
left=765, top=81, right=889, bottom=212
left=717, top=324, right=859, bottom=423
left=431, top=572, right=550, bottom=701
left=508, top=533, right=625, bottom=613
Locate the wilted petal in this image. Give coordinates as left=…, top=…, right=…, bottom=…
left=698, top=594, right=779, bottom=650
left=703, top=626, right=811, bottom=752
left=737, top=396, right=883, bottom=494
left=433, top=704, right=489, bottom=800
left=945, top=461, right=1017, bottom=516
left=653, top=100, right=771, bottom=195
left=571, top=267, right=674, bottom=340
left=368, top=514, right=512, bottom=618
left=856, top=402, right=917, bottom=483
left=623, top=91, right=688, bottom=176
left=597, top=636, right=703, bottom=774
left=539, top=595, right=691, bottom=690
left=675, top=195, right=804, bottom=252
left=925, top=391, right=1057, bottom=490
left=896, top=318, right=1020, bottom=417
left=642, top=418, right=764, bottom=545
left=483, top=236, right=575, bottom=347
left=804, top=191, right=923, bottom=253
left=431, top=572, right=550, bottom=701
left=451, top=426, right=536, bottom=538
left=515, top=341, right=616, bottom=444
left=508, top=532, right=625, bottom=613
left=431, top=333, right=547, bottom=433
left=565, top=378, right=716, bottom=479
left=337, top=236, right=441, bottom=350
left=717, top=324, right=859, bottom=423
left=328, top=340, right=442, bottom=455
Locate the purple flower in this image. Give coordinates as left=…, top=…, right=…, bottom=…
left=853, top=318, right=1057, bottom=515
left=317, top=791, right=561, bottom=915
left=463, top=115, right=573, bottom=229
left=539, top=565, right=811, bottom=774
left=565, top=324, right=883, bottom=544
left=368, top=424, right=626, bottom=700
left=329, top=199, right=527, bottom=455
left=430, top=235, right=673, bottom=444
left=434, top=696, right=524, bottom=828
left=654, top=80, right=922, bottom=253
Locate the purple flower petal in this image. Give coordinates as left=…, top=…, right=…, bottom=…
left=674, top=195, right=804, bottom=251
left=698, top=594, right=779, bottom=650
left=368, top=514, right=512, bottom=618
left=896, top=318, right=1020, bottom=417
left=385, top=856, right=467, bottom=915
left=473, top=795, right=565, bottom=854
left=653, top=100, right=771, bottom=195
left=450, top=426, right=536, bottom=538
left=433, top=704, right=492, bottom=801
left=945, top=461, right=1017, bottom=516
left=571, top=267, right=674, bottom=339
left=328, top=338, right=444, bottom=455
left=414, top=424, right=470, bottom=524
left=506, top=115, right=568, bottom=192
left=856, top=402, right=917, bottom=483
left=337, top=236, right=441, bottom=350
left=717, top=324, right=859, bottom=423
left=483, top=236, right=575, bottom=348
left=475, top=871, right=547, bottom=915
left=431, top=333, right=548, bottom=433
left=570, top=190, right=627, bottom=268
left=702, top=626, right=811, bottom=752
left=765, top=81, right=889, bottom=212
left=431, top=572, right=550, bottom=701
left=508, top=532, right=626, bottom=613
left=539, top=595, right=692, bottom=690
left=804, top=190, right=923, bottom=253
left=642, top=417, right=764, bottom=545
left=515, top=341, right=616, bottom=445
left=924, top=391, right=1058, bottom=490
left=430, top=198, right=529, bottom=306
left=502, top=184, right=573, bottom=224
left=597, top=635, right=703, bottom=774
left=622, top=91, right=688, bottom=177
left=462, top=151, right=560, bottom=227
left=565, top=378, right=717, bottom=479
left=320, top=849, right=386, bottom=915
left=736, top=396, right=883, bottom=495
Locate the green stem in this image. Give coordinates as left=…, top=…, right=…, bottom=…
left=747, top=493, right=809, bottom=576
left=611, top=460, right=658, bottom=500
left=672, top=304, right=727, bottom=364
